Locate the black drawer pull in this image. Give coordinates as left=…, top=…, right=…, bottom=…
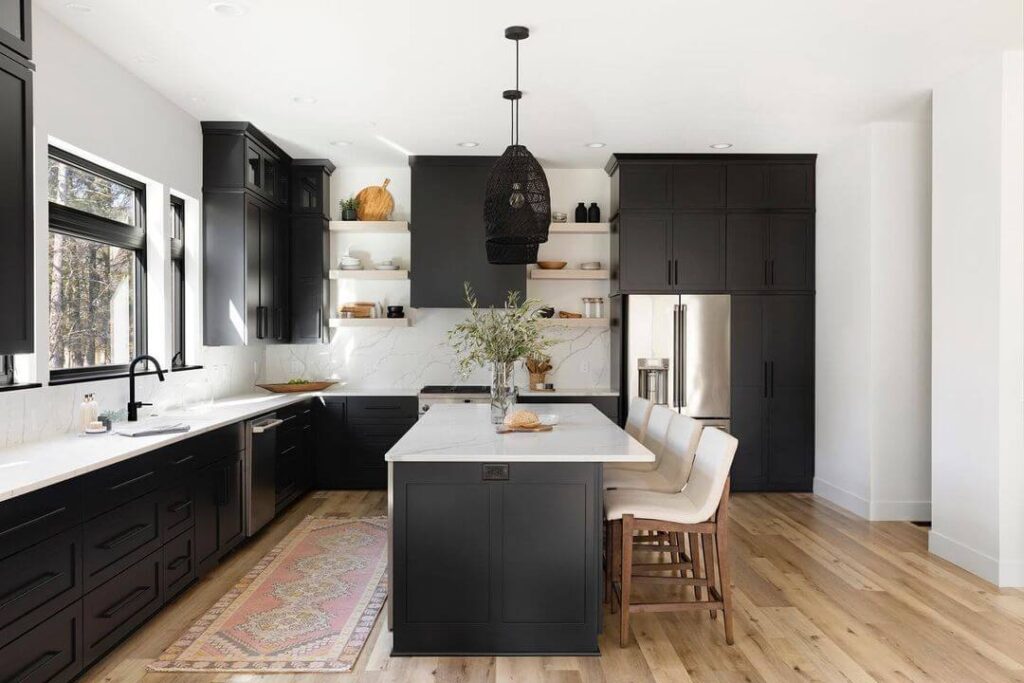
left=9, top=650, right=59, bottom=682
left=98, top=523, right=151, bottom=550
left=168, top=499, right=192, bottom=514
left=171, top=454, right=194, bottom=466
left=109, top=471, right=155, bottom=492
left=167, top=555, right=190, bottom=571
left=99, top=586, right=148, bottom=618
left=0, top=506, right=67, bottom=539
left=363, top=404, right=400, bottom=410
left=0, top=571, right=65, bottom=609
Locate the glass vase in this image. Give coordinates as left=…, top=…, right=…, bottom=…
left=490, top=360, right=518, bottom=423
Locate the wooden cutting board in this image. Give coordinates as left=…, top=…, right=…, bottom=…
left=355, top=178, right=395, bottom=221
left=496, top=424, right=554, bottom=433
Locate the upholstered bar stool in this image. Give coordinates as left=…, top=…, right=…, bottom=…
left=605, top=413, right=702, bottom=492
left=608, top=404, right=674, bottom=473
left=623, top=396, right=653, bottom=442
left=605, top=427, right=739, bottom=646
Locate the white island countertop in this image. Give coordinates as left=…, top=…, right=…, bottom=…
left=385, top=403, right=654, bottom=463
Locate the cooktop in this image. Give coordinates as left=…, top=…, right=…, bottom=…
left=419, top=385, right=490, bottom=394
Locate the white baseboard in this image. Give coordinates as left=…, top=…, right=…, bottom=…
left=998, top=559, right=1024, bottom=588
left=868, top=499, right=931, bottom=522
left=928, top=529, right=1000, bottom=585
left=812, top=477, right=870, bottom=518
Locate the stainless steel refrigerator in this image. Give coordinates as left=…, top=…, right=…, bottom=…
left=626, top=295, right=731, bottom=431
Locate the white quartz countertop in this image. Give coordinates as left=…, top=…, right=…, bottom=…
left=385, top=403, right=653, bottom=463
left=518, top=388, right=618, bottom=397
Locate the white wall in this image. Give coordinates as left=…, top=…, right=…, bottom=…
left=0, top=9, right=261, bottom=448
left=930, top=51, right=1024, bottom=586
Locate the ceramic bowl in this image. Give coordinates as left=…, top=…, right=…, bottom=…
left=537, top=261, right=568, bottom=270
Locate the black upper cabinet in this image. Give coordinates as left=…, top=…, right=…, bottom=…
left=726, top=162, right=813, bottom=209
left=0, top=51, right=32, bottom=354
left=410, top=156, right=525, bottom=308
left=617, top=211, right=673, bottom=292
left=726, top=213, right=813, bottom=291
left=672, top=163, right=725, bottom=208
left=0, top=0, right=30, bottom=60
left=203, top=122, right=292, bottom=345
left=673, top=212, right=726, bottom=290
left=618, top=164, right=672, bottom=209
left=289, top=160, right=334, bottom=344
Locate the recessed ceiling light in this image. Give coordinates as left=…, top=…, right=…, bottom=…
left=209, top=1, right=246, bottom=16
left=292, top=96, right=317, bottom=105
left=710, top=143, right=733, bottom=149
left=65, top=2, right=93, bottom=12
left=457, top=141, right=479, bottom=148
left=585, top=142, right=607, bottom=148
left=329, top=140, right=352, bottom=147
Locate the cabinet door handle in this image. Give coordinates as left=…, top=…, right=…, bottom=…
left=100, top=586, right=148, bottom=618
left=764, top=260, right=769, bottom=287
left=171, top=454, right=194, bottom=466
left=770, top=260, right=775, bottom=286
left=99, top=523, right=151, bottom=550
left=769, top=361, right=775, bottom=398
left=168, top=499, right=192, bottom=514
left=109, top=471, right=154, bottom=492
left=763, top=362, right=769, bottom=398
left=674, top=259, right=679, bottom=286
left=667, top=259, right=672, bottom=285
left=9, top=650, right=60, bottom=682
left=167, top=554, right=191, bottom=571
left=0, top=506, right=66, bottom=539
left=0, top=571, right=65, bottom=610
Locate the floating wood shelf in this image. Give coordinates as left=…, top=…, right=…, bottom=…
left=329, top=317, right=410, bottom=328
left=329, top=269, right=409, bottom=280
left=537, top=317, right=609, bottom=328
left=529, top=269, right=609, bottom=280
left=548, top=222, right=610, bottom=234
left=329, top=220, right=409, bottom=233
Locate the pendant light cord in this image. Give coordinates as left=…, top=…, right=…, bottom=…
left=515, top=38, right=520, bottom=146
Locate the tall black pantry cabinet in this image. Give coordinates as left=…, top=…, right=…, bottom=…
left=289, top=160, right=335, bottom=344
left=607, top=154, right=815, bottom=492
left=0, top=0, right=33, bottom=355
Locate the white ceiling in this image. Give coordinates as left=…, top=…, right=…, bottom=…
left=38, top=0, right=1024, bottom=167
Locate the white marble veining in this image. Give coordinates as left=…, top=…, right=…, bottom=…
left=263, top=308, right=611, bottom=392
left=385, top=403, right=653, bottom=463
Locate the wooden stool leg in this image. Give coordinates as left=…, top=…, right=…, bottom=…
left=702, top=531, right=718, bottom=620
left=604, top=521, right=611, bottom=605
left=619, top=514, right=634, bottom=647
left=690, top=532, right=704, bottom=601
left=670, top=531, right=681, bottom=576
left=717, top=485, right=734, bottom=645
left=610, top=520, right=620, bottom=614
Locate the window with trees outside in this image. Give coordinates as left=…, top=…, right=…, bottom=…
left=170, top=196, right=186, bottom=368
left=48, top=147, right=147, bottom=380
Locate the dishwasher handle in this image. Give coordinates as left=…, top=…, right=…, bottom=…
left=251, top=418, right=283, bottom=434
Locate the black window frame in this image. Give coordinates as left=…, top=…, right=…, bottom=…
left=47, top=146, right=148, bottom=382
left=170, top=195, right=186, bottom=368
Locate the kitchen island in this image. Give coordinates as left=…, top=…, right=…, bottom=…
left=385, top=403, right=653, bottom=655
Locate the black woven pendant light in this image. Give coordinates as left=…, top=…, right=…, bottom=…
left=484, top=26, right=551, bottom=265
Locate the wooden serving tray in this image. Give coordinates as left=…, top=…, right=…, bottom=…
left=257, top=381, right=338, bottom=393
left=496, top=424, right=554, bottom=433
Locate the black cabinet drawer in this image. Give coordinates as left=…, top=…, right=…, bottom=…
left=83, top=549, right=162, bottom=666
left=191, top=423, right=245, bottom=467
left=0, top=526, right=82, bottom=648
left=347, top=396, right=417, bottom=421
left=83, top=492, right=161, bottom=591
left=0, top=600, right=83, bottom=683
left=82, top=451, right=162, bottom=519
left=160, top=482, right=195, bottom=541
left=162, top=443, right=199, bottom=483
left=162, top=529, right=195, bottom=602
left=0, top=479, right=81, bottom=559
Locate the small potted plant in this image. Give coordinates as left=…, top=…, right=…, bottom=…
left=340, top=196, right=359, bottom=221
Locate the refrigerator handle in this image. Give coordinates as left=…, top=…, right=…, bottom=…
left=672, top=305, right=680, bottom=408
left=667, top=259, right=672, bottom=286
left=769, top=361, right=775, bottom=398
left=679, top=304, right=688, bottom=408
left=763, top=361, right=768, bottom=398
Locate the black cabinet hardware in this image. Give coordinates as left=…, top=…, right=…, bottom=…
left=171, top=454, right=193, bottom=466
left=98, top=586, right=147, bottom=619
left=109, top=471, right=153, bottom=492
left=12, top=650, right=60, bottom=681
left=0, top=506, right=65, bottom=540
left=98, top=523, right=151, bottom=551
left=166, top=555, right=189, bottom=572
left=0, top=571, right=63, bottom=610
left=167, top=499, right=192, bottom=514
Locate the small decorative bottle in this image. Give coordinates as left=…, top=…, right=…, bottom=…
left=79, top=393, right=99, bottom=432
left=574, top=202, right=588, bottom=223
left=587, top=202, right=601, bottom=223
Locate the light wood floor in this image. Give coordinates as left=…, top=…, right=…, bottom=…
left=82, top=490, right=1024, bottom=683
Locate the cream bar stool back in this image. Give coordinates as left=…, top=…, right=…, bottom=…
left=605, top=413, right=702, bottom=493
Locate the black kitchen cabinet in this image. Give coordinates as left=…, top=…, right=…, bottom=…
left=727, top=213, right=813, bottom=291
left=0, top=0, right=30, bottom=60
left=194, top=452, right=244, bottom=574
left=289, top=160, right=334, bottom=344
left=82, top=550, right=163, bottom=666
left=726, top=162, right=814, bottom=209
left=0, top=50, right=33, bottom=354
left=730, top=295, right=814, bottom=491
left=410, top=156, right=525, bottom=307
left=615, top=211, right=725, bottom=293
left=314, top=396, right=417, bottom=490
left=0, top=601, right=82, bottom=683
left=275, top=400, right=314, bottom=512
left=672, top=163, right=726, bottom=208
left=618, top=163, right=672, bottom=209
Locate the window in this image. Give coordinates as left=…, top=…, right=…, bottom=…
left=47, top=147, right=146, bottom=380
left=170, top=196, right=185, bottom=368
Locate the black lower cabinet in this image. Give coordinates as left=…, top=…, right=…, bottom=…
left=82, top=550, right=163, bottom=666
left=194, top=452, right=244, bottom=574
left=0, top=601, right=83, bottom=683
left=391, top=462, right=602, bottom=654
left=730, top=294, right=814, bottom=491
left=162, top=529, right=196, bottom=602
left=518, top=395, right=619, bottom=423
left=275, top=400, right=314, bottom=512
left=315, top=396, right=417, bottom=490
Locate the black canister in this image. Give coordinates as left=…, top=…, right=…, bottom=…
left=574, top=202, right=588, bottom=223
left=587, top=202, right=601, bottom=223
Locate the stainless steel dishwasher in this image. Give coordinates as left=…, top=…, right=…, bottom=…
left=245, top=413, right=281, bottom=536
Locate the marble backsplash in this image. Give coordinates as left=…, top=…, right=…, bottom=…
left=0, top=345, right=264, bottom=449
left=264, top=308, right=610, bottom=392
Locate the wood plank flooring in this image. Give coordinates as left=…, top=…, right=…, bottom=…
left=82, top=491, right=1024, bottom=683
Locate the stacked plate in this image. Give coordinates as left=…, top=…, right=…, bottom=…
left=339, top=255, right=362, bottom=270
left=375, top=259, right=399, bottom=271
left=580, top=261, right=603, bottom=270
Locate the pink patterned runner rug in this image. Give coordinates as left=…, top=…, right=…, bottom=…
left=149, top=515, right=388, bottom=673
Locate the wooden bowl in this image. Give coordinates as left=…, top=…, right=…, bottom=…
left=537, top=261, right=567, bottom=270
left=257, top=381, right=338, bottom=393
